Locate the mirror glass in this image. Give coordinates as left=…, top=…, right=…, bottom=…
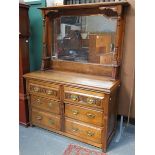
left=52, top=15, right=117, bottom=64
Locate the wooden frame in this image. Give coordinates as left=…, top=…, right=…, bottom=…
left=39, top=2, right=129, bottom=79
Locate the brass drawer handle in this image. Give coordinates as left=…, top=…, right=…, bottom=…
left=71, top=94, right=78, bottom=101
left=87, top=97, right=95, bottom=104
left=86, top=113, right=95, bottom=119
left=48, top=119, right=55, bottom=125
left=36, top=116, right=42, bottom=120
left=36, top=99, right=40, bottom=103
left=72, top=127, right=79, bottom=132
left=72, top=110, right=79, bottom=115
left=34, top=87, right=39, bottom=92
left=46, top=90, right=53, bottom=95
left=87, top=131, right=95, bottom=137
left=48, top=102, right=53, bottom=107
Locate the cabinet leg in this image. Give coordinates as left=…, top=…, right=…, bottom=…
left=102, top=147, right=107, bottom=153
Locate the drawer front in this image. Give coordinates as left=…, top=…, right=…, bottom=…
left=28, top=80, right=60, bottom=100
left=64, top=86, right=105, bottom=108
left=31, top=95, right=60, bottom=114
left=65, top=104, right=103, bottom=126
left=31, top=108, right=61, bottom=130
left=65, top=118, right=102, bottom=143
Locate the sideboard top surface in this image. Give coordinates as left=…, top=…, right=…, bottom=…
left=24, top=70, right=120, bottom=92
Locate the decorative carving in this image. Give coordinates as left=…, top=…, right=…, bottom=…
left=99, top=7, right=119, bottom=17
left=30, top=85, right=58, bottom=97
left=65, top=93, right=102, bottom=106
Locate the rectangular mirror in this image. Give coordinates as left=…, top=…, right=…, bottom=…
left=52, top=15, right=117, bottom=64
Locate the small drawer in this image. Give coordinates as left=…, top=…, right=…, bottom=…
left=65, top=118, right=103, bottom=143
left=64, top=86, right=105, bottom=109
left=31, top=108, right=61, bottom=131
left=28, top=80, right=60, bottom=100
left=65, top=104, right=104, bottom=126
left=31, top=95, right=60, bottom=114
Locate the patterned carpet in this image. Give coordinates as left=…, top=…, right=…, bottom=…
left=63, top=144, right=106, bottom=155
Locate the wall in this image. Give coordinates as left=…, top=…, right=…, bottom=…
left=118, top=0, right=135, bottom=118
left=28, top=0, right=46, bottom=71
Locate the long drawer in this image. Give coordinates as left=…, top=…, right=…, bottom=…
left=65, top=103, right=104, bottom=126
left=31, top=95, right=60, bottom=114
left=65, top=118, right=103, bottom=143
left=31, top=108, right=61, bottom=131
left=28, top=80, right=60, bottom=100
left=64, top=86, right=105, bottom=109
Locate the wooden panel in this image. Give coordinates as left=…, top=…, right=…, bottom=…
left=19, top=4, right=30, bottom=126
left=65, top=103, right=104, bottom=126
left=19, top=4, right=29, bottom=37
left=19, top=38, right=29, bottom=74
left=32, top=108, right=61, bottom=130
left=31, top=95, right=60, bottom=114
left=65, top=118, right=103, bottom=143
left=51, top=60, right=113, bottom=77
left=28, top=80, right=60, bottom=100
left=19, top=94, right=29, bottom=126
left=64, top=86, right=106, bottom=109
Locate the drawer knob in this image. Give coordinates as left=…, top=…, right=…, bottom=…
left=72, top=128, right=79, bottom=132
left=86, top=113, right=95, bottom=119
left=48, top=119, right=55, bottom=125
left=71, top=94, right=78, bottom=101
left=87, top=131, right=94, bottom=137
left=36, top=116, right=42, bottom=120
left=34, top=87, right=39, bottom=92
left=46, top=90, right=53, bottom=95
left=87, top=97, right=95, bottom=104
left=72, top=110, right=79, bottom=115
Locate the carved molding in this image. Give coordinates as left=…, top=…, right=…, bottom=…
left=29, top=85, right=58, bottom=97
left=65, top=93, right=102, bottom=107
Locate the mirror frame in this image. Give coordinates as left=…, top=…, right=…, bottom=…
left=39, top=2, right=129, bottom=79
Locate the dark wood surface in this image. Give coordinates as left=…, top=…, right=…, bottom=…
left=19, top=3, right=30, bottom=126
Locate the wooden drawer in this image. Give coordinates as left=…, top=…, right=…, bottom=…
left=65, top=118, right=103, bottom=143
left=31, top=108, right=61, bottom=130
left=28, top=80, right=60, bottom=100
left=31, top=95, right=60, bottom=114
left=65, top=104, right=104, bottom=126
left=64, top=86, right=105, bottom=109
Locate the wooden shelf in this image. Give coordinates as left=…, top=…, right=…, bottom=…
left=38, top=1, right=129, bottom=10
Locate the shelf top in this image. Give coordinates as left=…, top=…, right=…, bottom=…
left=23, top=70, right=120, bottom=93
left=39, top=1, right=129, bottom=10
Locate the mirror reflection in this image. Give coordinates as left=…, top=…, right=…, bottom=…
left=52, top=15, right=117, bottom=64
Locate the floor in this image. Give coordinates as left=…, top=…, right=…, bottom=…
left=19, top=123, right=135, bottom=155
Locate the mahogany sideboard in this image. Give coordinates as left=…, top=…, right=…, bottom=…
left=24, top=2, right=129, bottom=152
